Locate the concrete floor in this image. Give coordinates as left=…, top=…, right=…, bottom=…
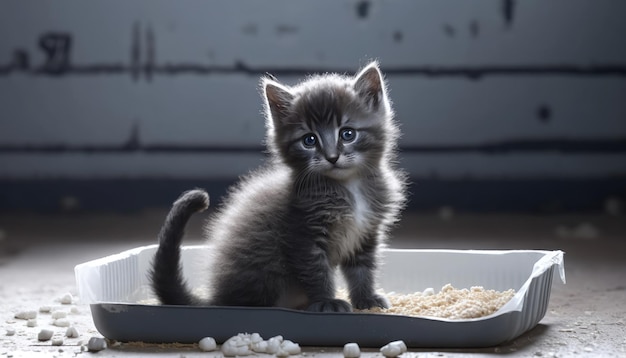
left=1, top=211, right=625, bottom=357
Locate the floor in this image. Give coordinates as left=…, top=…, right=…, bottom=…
left=0, top=211, right=625, bottom=357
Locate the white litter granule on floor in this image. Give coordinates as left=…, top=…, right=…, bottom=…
left=198, top=337, right=217, bottom=352
left=346, top=284, right=515, bottom=319
left=14, top=310, right=37, bottom=320
left=59, top=293, right=74, bottom=305
left=343, top=342, right=361, bottom=357
left=37, top=329, right=53, bottom=341
left=51, top=311, right=67, bottom=319
left=380, top=340, right=407, bottom=357
left=87, top=337, right=107, bottom=352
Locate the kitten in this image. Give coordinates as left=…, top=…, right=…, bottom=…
left=150, top=61, right=407, bottom=312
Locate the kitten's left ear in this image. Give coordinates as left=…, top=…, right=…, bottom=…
left=354, top=61, right=385, bottom=110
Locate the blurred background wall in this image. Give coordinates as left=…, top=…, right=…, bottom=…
left=0, top=0, right=625, bottom=213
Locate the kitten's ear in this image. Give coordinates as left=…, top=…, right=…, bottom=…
left=354, top=61, right=385, bottom=110
left=263, top=78, right=294, bottom=126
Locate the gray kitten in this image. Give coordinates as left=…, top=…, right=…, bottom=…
left=150, top=61, right=407, bottom=312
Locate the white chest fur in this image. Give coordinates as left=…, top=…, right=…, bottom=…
left=330, top=180, right=373, bottom=264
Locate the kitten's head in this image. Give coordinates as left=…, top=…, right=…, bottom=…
left=262, top=61, right=399, bottom=181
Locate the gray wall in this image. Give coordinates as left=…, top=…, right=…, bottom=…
left=1, top=0, right=625, bottom=212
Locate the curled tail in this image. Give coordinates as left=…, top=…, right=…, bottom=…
left=150, top=189, right=209, bottom=305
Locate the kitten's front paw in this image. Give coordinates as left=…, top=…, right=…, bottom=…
left=306, top=299, right=352, bottom=313
left=352, top=293, right=390, bottom=310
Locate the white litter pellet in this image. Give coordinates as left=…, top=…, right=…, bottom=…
left=70, top=307, right=80, bottom=314
left=14, top=310, right=37, bottom=320
left=250, top=332, right=263, bottom=343
left=38, top=306, right=52, bottom=313
left=266, top=337, right=282, bottom=354
left=6, top=328, right=16, bottom=336
left=51, top=311, right=67, bottom=319
left=59, top=293, right=73, bottom=305
left=423, top=287, right=435, bottom=296
left=65, top=326, right=79, bottom=338
left=26, top=319, right=37, bottom=327
left=251, top=340, right=268, bottom=353
left=221, top=339, right=251, bottom=356
left=53, top=319, right=70, bottom=328
left=380, top=340, right=407, bottom=357
left=198, top=337, right=217, bottom=351
left=38, top=329, right=54, bottom=341
left=87, top=337, right=107, bottom=352
left=52, top=338, right=64, bottom=346
left=281, top=340, right=301, bottom=355
left=343, top=342, right=361, bottom=357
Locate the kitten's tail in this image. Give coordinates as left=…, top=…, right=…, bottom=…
left=150, top=189, right=209, bottom=305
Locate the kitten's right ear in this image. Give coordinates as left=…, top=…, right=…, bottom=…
left=263, top=79, right=294, bottom=126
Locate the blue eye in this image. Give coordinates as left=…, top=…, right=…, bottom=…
left=340, top=128, right=356, bottom=142
left=302, top=134, right=317, bottom=147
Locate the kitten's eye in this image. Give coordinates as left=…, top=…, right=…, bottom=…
left=340, top=128, right=356, bottom=142
left=302, top=134, right=317, bottom=147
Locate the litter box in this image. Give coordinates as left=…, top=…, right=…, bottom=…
left=74, top=245, right=565, bottom=348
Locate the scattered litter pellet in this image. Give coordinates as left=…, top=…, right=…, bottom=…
left=70, top=307, right=80, bottom=314
left=251, top=340, right=268, bottom=353
left=51, top=311, right=67, bottom=319
left=423, top=287, right=435, bottom=296
left=354, top=284, right=515, bottom=320
left=38, top=306, right=52, bottom=313
left=14, top=310, right=37, bottom=320
left=281, top=340, right=301, bottom=355
left=221, top=340, right=251, bottom=356
left=38, top=329, right=54, bottom=342
left=26, top=319, right=37, bottom=327
left=343, top=342, right=361, bottom=357
left=266, top=336, right=282, bottom=354
left=52, top=338, right=64, bottom=346
left=380, top=340, right=407, bottom=357
left=87, top=337, right=107, bottom=352
left=217, top=333, right=301, bottom=357
left=65, top=326, right=79, bottom=338
left=6, top=328, right=16, bottom=336
left=53, top=319, right=70, bottom=328
left=198, top=337, right=217, bottom=352
left=59, top=293, right=73, bottom=305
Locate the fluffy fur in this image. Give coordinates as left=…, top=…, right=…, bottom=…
left=150, top=61, right=407, bottom=312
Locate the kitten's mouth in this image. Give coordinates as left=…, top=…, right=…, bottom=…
left=324, top=165, right=357, bottom=180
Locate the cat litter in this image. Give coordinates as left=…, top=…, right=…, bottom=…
left=51, top=310, right=67, bottom=319
left=5, top=328, right=16, bottom=336
left=38, top=306, right=52, bottom=313
left=51, top=338, right=64, bottom=346
left=59, top=292, right=74, bottom=305
left=65, top=326, right=80, bottom=338
left=359, top=284, right=516, bottom=320
left=37, top=329, right=53, bottom=342
left=75, top=246, right=564, bottom=347
left=53, top=319, right=71, bottom=328
left=26, top=319, right=37, bottom=327
left=198, top=336, right=217, bottom=351
left=14, top=310, right=37, bottom=320
left=87, top=337, right=107, bottom=352
left=380, top=340, right=408, bottom=357
left=343, top=342, right=361, bottom=357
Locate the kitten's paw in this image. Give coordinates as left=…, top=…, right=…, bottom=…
left=352, top=293, right=390, bottom=310
left=306, top=299, right=352, bottom=313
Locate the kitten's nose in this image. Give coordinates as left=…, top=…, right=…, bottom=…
left=325, top=154, right=339, bottom=164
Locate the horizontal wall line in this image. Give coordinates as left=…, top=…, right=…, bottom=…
left=1, top=138, right=626, bottom=154
left=1, top=63, right=626, bottom=80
